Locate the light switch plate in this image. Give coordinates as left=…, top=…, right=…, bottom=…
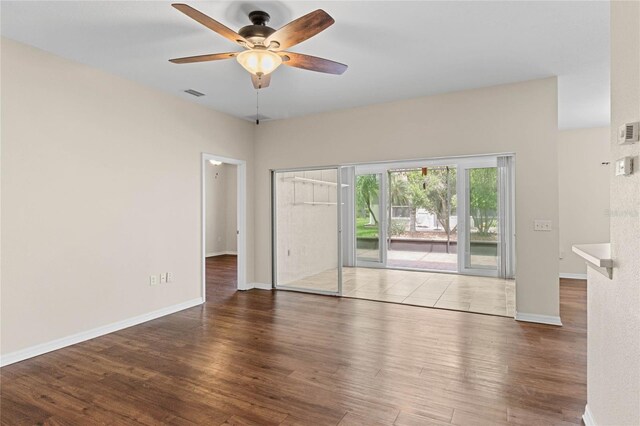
left=167, top=272, right=173, bottom=283
left=149, top=275, right=158, bottom=286
left=534, top=220, right=552, bottom=231
left=160, top=273, right=167, bottom=284
left=615, top=156, right=634, bottom=176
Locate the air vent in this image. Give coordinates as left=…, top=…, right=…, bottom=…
left=618, top=122, right=639, bottom=145
left=184, top=89, right=205, bottom=97
left=245, top=114, right=272, bottom=121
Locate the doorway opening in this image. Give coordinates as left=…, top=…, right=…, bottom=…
left=202, top=154, right=247, bottom=301
left=356, top=165, right=459, bottom=272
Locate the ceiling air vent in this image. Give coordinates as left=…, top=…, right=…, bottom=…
left=245, top=114, right=272, bottom=122
left=184, top=89, right=205, bottom=97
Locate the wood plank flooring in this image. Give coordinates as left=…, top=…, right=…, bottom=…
left=1, top=255, right=587, bottom=425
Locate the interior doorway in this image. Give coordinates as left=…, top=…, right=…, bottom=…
left=201, top=154, right=247, bottom=300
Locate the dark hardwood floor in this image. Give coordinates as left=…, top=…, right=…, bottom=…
left=1, top=256, right=587, bottom=425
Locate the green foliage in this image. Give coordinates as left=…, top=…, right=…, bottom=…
left=389, top=219, right=408, bottom=236
left=389, top=168, right=456, bottom=235
left=389, top=172, right=427, bottom=232
left=355, top=175, right=379, bottom=224
left=469, top=168, right=498, bottom=235
left=388, top=173, right=409, bottom=206
left=356, top=217, right=379, bottom=238
left=422, top=167, right=457, bottom=235
left=354, top=167, right=497, bottom=242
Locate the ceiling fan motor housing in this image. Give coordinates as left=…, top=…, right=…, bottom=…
left=239, top=11, right=276, bottom=45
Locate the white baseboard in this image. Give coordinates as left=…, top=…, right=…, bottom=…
left=0, top=297, right=204, bottom=367
left=206, top=251, right=237, bottom=257
left=560, top=272, right=587, bottom=280
left=238, top=282, right=272, bottom=291
left=515, top=311, right=563, bottom=326
left=582, top=404, right=596, bottom=426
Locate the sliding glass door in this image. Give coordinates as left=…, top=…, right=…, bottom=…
left=271, top=156, right=513, bottom=289
left=350, top=156, right=513, bottom=278
left=272, top=168, right=342, bottom=294
left=460, top=166, right=499, bottom=275
left=386, top=166, right=457, bottom=271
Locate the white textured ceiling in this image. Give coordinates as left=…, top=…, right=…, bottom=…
left=1, top=1, right=610, bottom=129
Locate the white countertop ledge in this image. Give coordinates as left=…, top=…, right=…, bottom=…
left=572, top=243, right=613, bottom=268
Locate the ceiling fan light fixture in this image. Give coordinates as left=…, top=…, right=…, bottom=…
left=236, top=49, right=282, bottom=76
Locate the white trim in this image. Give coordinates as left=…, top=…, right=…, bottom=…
left=350, top=152, right=510, bottom=171
left=582, top=405, right=597, bottom=426
left=201, top=153, right=247, bottom=301
left=0, top=298, right=203, bottom=367
left=337, top=167, right=343, bottom=295
left=248, top=282, right=273, bottom=290
left=560, top=272, right=587, bottom=280
left=206, top=251, right=238, bottom=257
left=515, top=311, right=563, bottom=326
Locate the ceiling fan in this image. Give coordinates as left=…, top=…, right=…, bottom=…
left=169, top=4, right=348, bottom=89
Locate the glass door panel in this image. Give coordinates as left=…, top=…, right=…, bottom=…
left=386, top=166, right=457, bottom=271
left=273, top=168, right=342, bottom=294
left=465, top=167, right=499, bottom=272
left=355, top=173, right=383, bottom=264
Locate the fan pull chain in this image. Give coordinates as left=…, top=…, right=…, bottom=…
left=256, top=89, right=260, bottom=125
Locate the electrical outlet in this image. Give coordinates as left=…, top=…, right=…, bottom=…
left=149, top=275, right=158, bottom=286
left=167, top=272, right=173, bottom=283
left=160, top=273, right=167, bottom=284
left=534, top=220, right=552, bottom=231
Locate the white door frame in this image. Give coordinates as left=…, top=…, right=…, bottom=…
left=201, top=153, right=247, bottom=301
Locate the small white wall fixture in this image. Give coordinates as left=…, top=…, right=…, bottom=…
left=201, top=153, right=247, bottom=298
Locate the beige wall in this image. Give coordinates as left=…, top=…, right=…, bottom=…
left=586, top=2, right=640, bottom=425
left=1, top=36, right=570, bottom=359
left=255, top=77, right=560, bottom=319
left=0, top=38, right=255, bottom=356
left=558, top=128, right=610, bottom=276
left=205, top=163, right=237, bottom=256
left=225, top=165, right=238, bottom=252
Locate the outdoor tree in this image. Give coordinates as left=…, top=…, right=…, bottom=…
left=356, top=174, right=379, bottom=225
left=405, top=172, right=428, bottom=233
left=389, top=171, right=427, bottom=234
left=469, top=168, right=498, bottom=236
left=423, top=166, right=456, bottom=232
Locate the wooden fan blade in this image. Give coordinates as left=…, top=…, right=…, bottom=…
left=264, top=9, right=334, bottom=50
left=251, top=73, right=271, bottom=89
left=169, top=52, right=239, bottom=64
left=172, top=4, right=252, bottom=47
left=280, top=52, right=347, bottom=75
